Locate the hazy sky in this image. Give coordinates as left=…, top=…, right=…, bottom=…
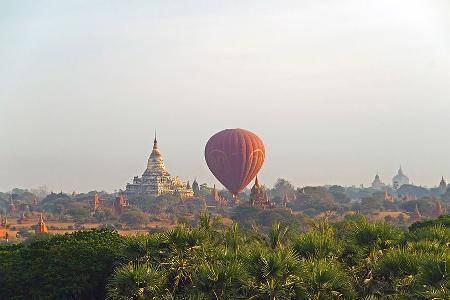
left=1, top=0, right=450, bottom=193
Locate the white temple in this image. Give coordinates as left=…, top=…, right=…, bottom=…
left=392, top=166, right=410, bottom=189
left=125, top=135, right=193, bottom=198
left=371, top=173, right=386, bottom=190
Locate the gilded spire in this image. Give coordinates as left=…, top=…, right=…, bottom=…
left=150, top=131, right=161, bottom=157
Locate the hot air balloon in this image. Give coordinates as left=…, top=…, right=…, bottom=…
left=204, top=128, right=265, bottom=196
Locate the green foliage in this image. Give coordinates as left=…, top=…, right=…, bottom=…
left=94, top=207, right=114, bottom=222
left=233, top=205, right=302, bottom=228
left=106, top=262, right=168, bottom=300
left=192, top=260, right=248, bottom=299
left=67, top=203, right=91, bottom=223
left=292, top=186, right=339, bottom=215
left=343, top=220, right=403, bottom=254
left=292, top=228, right=341, bottom=259
left=119, top=209, right=149, bottom=227
left=329, top=185, right=350, bottom=204
left=407, top=225, right=450, bottom=245
left=0, top=229, right=126, bottom=300
left=268, top=222, right=289, bottom=250
left=410, top=214, right=450, bottom=231
left=2, top=214, right=450, bottom=299
left=296, top=259, right=356, bottom=299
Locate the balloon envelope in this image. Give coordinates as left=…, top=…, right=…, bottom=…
left=204, top=128, right=265, bottom=196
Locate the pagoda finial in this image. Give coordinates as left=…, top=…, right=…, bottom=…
left=254, top=175, right=260, bottom=187
left=152, top=131, right=159, bottom=152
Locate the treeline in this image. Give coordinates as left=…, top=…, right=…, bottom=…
left=1, top=215, right=450, bottom=299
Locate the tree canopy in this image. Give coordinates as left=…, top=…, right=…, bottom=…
left=2, top=215, right=450, bottom=299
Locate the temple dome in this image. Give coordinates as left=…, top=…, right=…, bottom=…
left=392, top=166, right=409, bottom=189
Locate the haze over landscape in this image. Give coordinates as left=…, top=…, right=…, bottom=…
left=1, top=0, right=450, bottom=192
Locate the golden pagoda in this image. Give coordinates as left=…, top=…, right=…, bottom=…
left=125, top=134, right=193, bottom=198
left=0, top=217, right=7, bottom=239
left=35, top=213, right=48, bottom=234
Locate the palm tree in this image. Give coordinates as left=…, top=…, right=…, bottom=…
left=292, top=230, right=341, bottom=260
left=345, top=221, right=402, bottom=255
left=372, top=248, right=421, bottom=298
left=224, top=222, right=240, bottom=258
left=198, top=212, right=213, bottom=231
left=106, top=262, right=167, bottom=300
left=123, top=235, right=152, bottom=265
left=193, top=260, right=249, bottom=299
left=295, top=259, right=356, bottom=300
left=245, top=247, right=301, bottom=299
left=415, top=252, right=450, bottom=299
left=408, top=225, right=450, bottom=246
left=268, top=222, right=289, bottom=250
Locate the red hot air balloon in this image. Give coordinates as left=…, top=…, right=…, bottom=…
left=204, top=128, right=265, bottom=196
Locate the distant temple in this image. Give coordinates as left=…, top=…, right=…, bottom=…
left=35, top=213, right=48, bottom=234
left=17, top=212, right=28, bottom=224
left=114, top=194, right=128, bottom=216
left=0, top=217, right=7, bottom=239
left=439, top=177, right=447, bottom=195
left=392, top=166, right=410, bottom=189
left=192, top=179, right=200, bottom=196
left=8, top=196, right=16, bottom=215
left=282, top=194, right=290, bottom=210
left=434, top=200, right=446, bottom=217
left=371, top=173, right=386, bottom=190
left=18, top=203, right=30, bottom=213
left=92, top=192, right=101, bottom=212
left=249, top=176, right=274, bottom=209
left=125, top=135, right=193, bottom=198
left=206, top=185, right=227, bottom=207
